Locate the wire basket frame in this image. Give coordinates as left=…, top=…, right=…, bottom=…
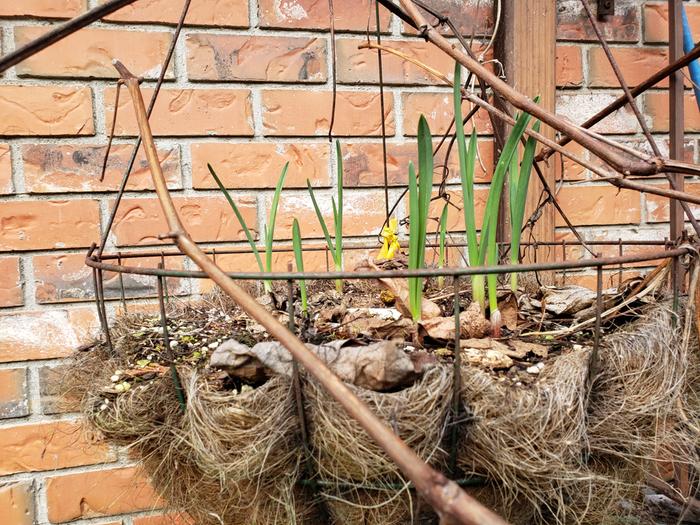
left=2, top=0, right=699, bottom=521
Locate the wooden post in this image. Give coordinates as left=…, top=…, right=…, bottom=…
left=495, top=0, right=556, bottom=263
left=668, top=0, right=690, bottom=500
left=669, top=0, right=685, bottom=263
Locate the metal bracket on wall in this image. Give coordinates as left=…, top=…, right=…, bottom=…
left=597, top=0, right=614, bottom=19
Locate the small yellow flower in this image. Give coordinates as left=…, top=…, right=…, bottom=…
left=378, top=218, right=400, bottom=260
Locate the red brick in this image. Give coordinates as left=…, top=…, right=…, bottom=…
left=646, top=92, right=700, bottom=133
left=563, top=269, right=643, bottom=290
left=22, top=143, right=181, bottom=193
left=644, top=3, right=700, bottom=43
left=336, top=38, right=455, bottom=85
left=401, top=0, right=493, bottom=37
left=14, top=27, right=172, bottom=79
left=46, top=466, right=161, bottom=522
left=588, top=47, right=669, bottom=88
left=342, top=139, right=494, bottom=187
left=186, top=34, right=326, bottom=82
left=0, top=1, right=84, bottom=18
left=555, top=141, right=588, bottom=182
left=111, top=196, right=257, bottom=246
left=416, top=188, right=489, bottom=234
left=0, top=200, right=99, bottom=251
left=556, top=185, right=641, bottom=226
left=201, top=244, right=378, bottom=288
left=0, top=257, right=22, bottom=308
left=101, top=0, right=248, bottom=27
left=0, top=368, right=28, bottom=419
left=0, top=481, right=35, bottom=525
left=34, top=253, right=186, bottom=304
left=192, top=142, right=330, bottom=189
left=262, top=90, right=394, bottom=136
left=0, top=307, right=98, bottom=363
left=556, top=229, right=668, bottom=268
left=272, top=191, right=387, bottom=239
left=0, top=421, right=114, bottom=476
left=557, top=2, right=639, bottom=42
left=204, top=244, right=331, bottom=281
left=0, top=86, right=94, bottom=136
left=556, top=45, right=583, bottom=88
left=105, top=87, right=253, bottom=137
left=0, top=144, right=12, bottom=194
left=645, top=182, right=700, bottom=223
left=258, top=0, right=391, bottom=31
left=402, top=92, right=492, bottom=136
left=556, top=93, right=639, bottom=134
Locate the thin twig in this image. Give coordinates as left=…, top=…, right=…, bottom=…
left=97, top=0, right=192, bottom=257
left=100, top=81, right=122, bottom=182
left=327, top=0, right=337, bottom=141
left=579, top=0, right=700, bottom=239
left=373, top=0, right=391, bottom=220
left=357, top=41, right=700, bottom=206
left=536, top=41, right=700, bottom=162
left=396, top=0, right=689, bottom=179
left=0, top=0, right=140, bottom=73
left=113, top=58, right=510, bottom=525
left=359, top=41, right=452, bottom=84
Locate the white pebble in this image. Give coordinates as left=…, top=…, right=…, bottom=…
left=208, top=341, right=219, bottom=349
left=110, top=374, right=120, bottom=383
left=572, top=344, right=583, bottom=351
left=170, top=340, right=179, bottom=348
left=99, top=403, right=108, bottom=411
left=526, top=362, right=546, bottom=375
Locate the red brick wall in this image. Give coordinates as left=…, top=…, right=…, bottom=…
left=0, top=1, right=697, bottom=523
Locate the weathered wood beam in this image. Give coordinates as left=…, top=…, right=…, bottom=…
left=495, top=0, right=557, bottom=261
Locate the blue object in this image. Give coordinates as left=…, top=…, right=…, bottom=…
left=682, top=5, right=700, bottom=111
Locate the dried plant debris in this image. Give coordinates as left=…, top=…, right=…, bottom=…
left=210, top=338, right=432, bottom=392
left=62, top=280, right=699, bottom=525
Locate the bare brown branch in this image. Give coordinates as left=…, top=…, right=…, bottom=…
left=113, top=59, right=511, bottom=525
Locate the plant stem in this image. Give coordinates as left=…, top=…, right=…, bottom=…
left=438, top=202, right=448, bottom=288
left=292, top=218, right=307, bottom=315
left=454, top=62, right=483, bottom=308
left=509, top=120, right=541, bottom=292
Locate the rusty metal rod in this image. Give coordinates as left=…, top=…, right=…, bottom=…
left=670, top=0, right=686, bottom=297
left=113, top=59, right=509, bottom=525
left=580, top=0, right=660, bottom=157
left=157, top=263, right=187, bottom=412
left=0, top=0, right=140, bottom=73
left=86, top=246, right=690, bottom=281
left=449, top=276, right=462, bottom=476
left=93, top=239, right=672, bottom=261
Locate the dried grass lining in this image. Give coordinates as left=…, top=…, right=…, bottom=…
left=303, top=365, right=453, bottom=524
left=65, top=350, right=310, bottom=524
left=459, top=302, right=700, bottom=524
left=63, top=300, right=699, bottom=525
